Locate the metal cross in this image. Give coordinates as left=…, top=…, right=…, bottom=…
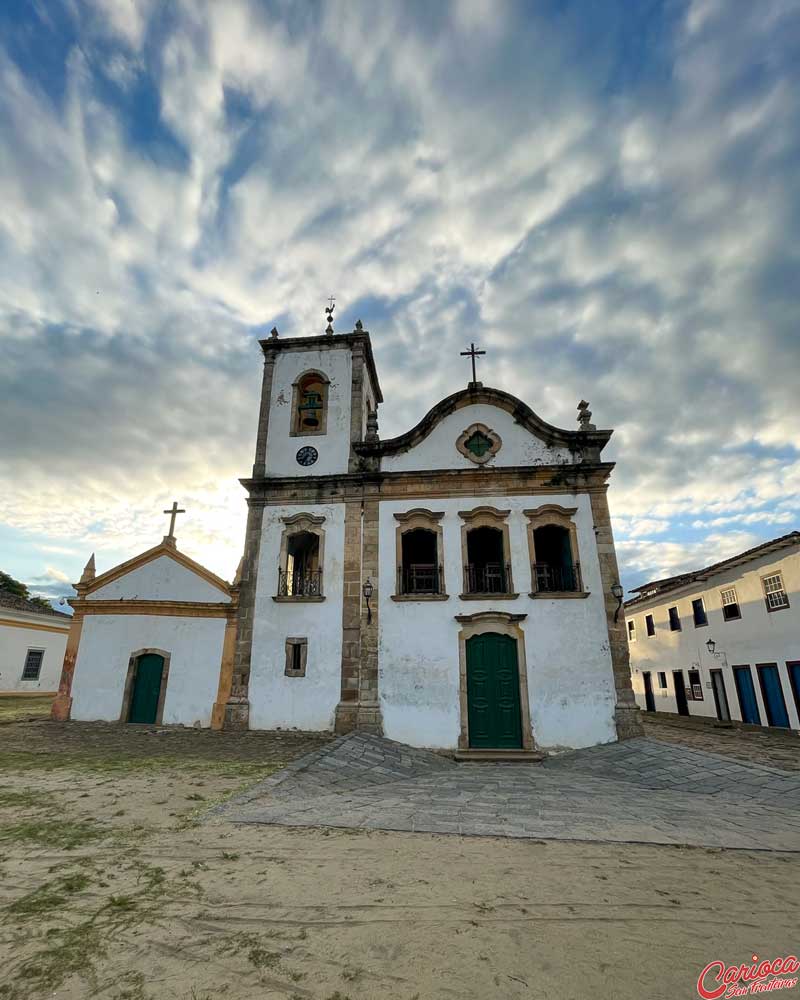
left=163, top=501, right=186, bottom=537
left=460, top=342, right=486, bottom=385
left=327, top=295, right=336, bottom=310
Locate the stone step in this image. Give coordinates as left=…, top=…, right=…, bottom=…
left=453, top=748, right=545, bottom=763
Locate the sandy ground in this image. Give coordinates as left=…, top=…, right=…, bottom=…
left=0, top=720, right=798, bottom=1000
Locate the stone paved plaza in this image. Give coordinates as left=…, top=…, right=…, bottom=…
left=219, top=729, right=800, bottom=851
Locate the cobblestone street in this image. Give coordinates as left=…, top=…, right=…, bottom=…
left=218, top=725, right=800, bottom=851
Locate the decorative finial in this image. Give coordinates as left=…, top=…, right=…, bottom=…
left=365, top=408, right=379, bottom=443
left=325, top=296, right=335, bottom=335
left=577, top=400, right=596, bottom=431
left=354, top=318, right=363, bottom=332
left=270, top=326, right=279, bottom=339
left=80, top=553, right=96, bottom=584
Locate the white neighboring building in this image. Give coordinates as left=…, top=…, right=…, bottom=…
left=52, top=539, right=237, bottom=728
left=625, top=532, right=800, bottom=732
left=0, top=592, right=71, bottom=694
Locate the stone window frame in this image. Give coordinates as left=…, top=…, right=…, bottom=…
left=458, top=506, right=517, bottom=600
left=119, top=648, right=172, bottom=724
left=627, top=619, right=636, bottom=642
left=273, top=513, right=326, bottom=603
left=523, top=504, right=588, bottom=599
left=453, top=611, right=534, bottom=751
left=290, top=369, right=330, bottom=437
left=456, top=422, right=502, bottom=466
left=285, top=637, right=308, bottom=677
left=392, top=508, right=448, bottom=602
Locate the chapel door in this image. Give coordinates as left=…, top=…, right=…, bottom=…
left=466, top=633, right=523, bottom=749
left=128, top=654, right=165, bottom=724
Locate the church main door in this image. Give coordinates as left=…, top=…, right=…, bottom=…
left=466, top=633, right=523, bottom=748
left=128, top=654, right=165, bottom=724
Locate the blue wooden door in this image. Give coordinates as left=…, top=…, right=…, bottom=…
left=733, top=666, right=761, bottom=725
left=757, top=664, right=789, bottom=728
left=789, top=663, right=800, bottom=724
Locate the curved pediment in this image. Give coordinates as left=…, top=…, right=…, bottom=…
left=357, top=385, right=611, bottom=472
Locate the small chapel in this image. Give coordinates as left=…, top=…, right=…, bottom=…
left=53, top=309, right=641, bottom=753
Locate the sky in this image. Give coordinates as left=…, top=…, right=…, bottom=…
left=0, top=0, right=799, bottom=604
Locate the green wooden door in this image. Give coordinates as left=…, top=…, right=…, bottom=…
left=128, top=654, right=164, bottom=724
left=466, top=633, right=523, bottom=748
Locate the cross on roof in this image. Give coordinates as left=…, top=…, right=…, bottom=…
left=460, top=342, right=486, bottom=385
left=163, top=501, right=185, bottom=541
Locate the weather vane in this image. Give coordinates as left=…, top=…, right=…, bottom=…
left=325, top=296, right=335, bottom=335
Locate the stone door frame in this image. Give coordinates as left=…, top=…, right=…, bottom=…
left=454, top=611, right=533, bottom=751
left=120, top=648, right=172, bottom=724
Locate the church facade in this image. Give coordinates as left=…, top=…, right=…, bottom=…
left=54, top=321, right=641, bottom=752
left=221, top=323, right=641, bottom=751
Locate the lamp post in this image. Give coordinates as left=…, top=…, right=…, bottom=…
left=362, top=578, right=374, bottom=625
left=611, top=582, right=624, bottom=623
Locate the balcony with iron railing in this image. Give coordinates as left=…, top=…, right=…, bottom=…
left=395, top=563, right=446, bottom=599
left=531, top=561, right=584, bottom=595
left=462, top=562, right=515, bottom=598
left=276, top=567, right=324, bottom=600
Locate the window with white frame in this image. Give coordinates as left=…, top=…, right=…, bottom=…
left=21, top=649, right=44, bottom=680
left=762, top=573, right=790, bottom=612
left=627, top=619, right=636, bottom=642
left=720, top=587, right=741, bottom=621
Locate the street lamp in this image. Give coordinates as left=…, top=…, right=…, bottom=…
left=611, top=582, right=624, bottom=623
left=362, top=578, right=374, bottom=625
left=706, top=638, right=728, bottom=666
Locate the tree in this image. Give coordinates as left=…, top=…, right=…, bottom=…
left=0, top=571, right=53, bottom=610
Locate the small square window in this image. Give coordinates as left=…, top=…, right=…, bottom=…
left=720, top=587, right=741, bottom=621
left=645, top=614, right=655, bottom=637
left=658, top=671, right=667, bottom=689
left=668, top=606, right=681, bottom=631
left=762, top=573, right=790, bottom=612
left=691, top=598, right=707, bottom=627
left=284, top=638, right=308, bottom=676
left=627, top=619, right=636, bottom=642
left=21, top=649, right=44, bottom=681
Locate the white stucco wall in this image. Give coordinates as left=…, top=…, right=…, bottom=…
left=381, top=404, right=575, bottom=473
left=265, top=347, right=352, bottom=478
left=378, top=493, right=617, bottom=750
left=249, top=502, right=346, bottom=730
left=627, top=547, right=800, bottom=731
left=0, top=614, right=69, bottom=693
left=88, top=555, right=230, bottom=604
left=71, top=614, right=225, bottom=726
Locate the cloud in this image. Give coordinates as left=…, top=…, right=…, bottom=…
left=0, top=0, right=798, bottom=588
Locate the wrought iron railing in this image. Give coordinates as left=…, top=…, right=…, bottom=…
left=531, top=562, right=582, bottom=593
left=277, top=568, right=323, bottom=598
left=397, top=563, right=442, bottom=595
left=463, top=562, right=512, bottom=594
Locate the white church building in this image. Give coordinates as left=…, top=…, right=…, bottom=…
left=54, top=319, right=641, bottom=753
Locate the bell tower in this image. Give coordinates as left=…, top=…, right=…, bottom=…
left=250, top=320, right=382, bottom=481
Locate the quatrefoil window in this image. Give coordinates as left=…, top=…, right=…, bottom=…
left=456, top=423, right=502, bottom=465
